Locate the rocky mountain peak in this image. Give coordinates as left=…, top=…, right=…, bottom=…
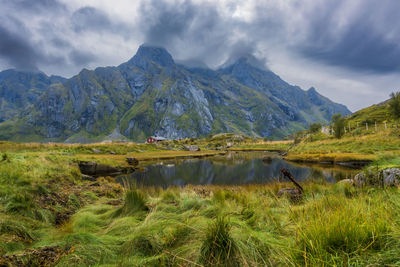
left=307, top=87, right=317, bottom=93
left=219, top=53, right=267, bottom=71
left=127, top=44, right=175, bottom=69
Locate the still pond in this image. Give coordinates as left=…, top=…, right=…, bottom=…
left=117, top=151, right=360, bottom=187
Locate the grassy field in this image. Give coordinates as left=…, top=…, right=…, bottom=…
left=1, top=152, right=399, bottom=266
left=1, top=130, right=400, bottom=266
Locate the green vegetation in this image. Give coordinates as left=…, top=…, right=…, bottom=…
left=0, top=107, right=399, bottom=265
left=332, top=113, right=345, bottom=139
left=0, top=149, right=399, bottom=266
left=308, top=122, right=322, bottom=133
left=389, top=91, right=400, bottom=119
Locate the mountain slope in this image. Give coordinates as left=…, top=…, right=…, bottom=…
left=0, top=45, right=351, bottom=142
left=0, top=69, right=65, bottom=123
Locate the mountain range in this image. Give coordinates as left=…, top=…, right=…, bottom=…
left=0, top=45, right=350, bottom=142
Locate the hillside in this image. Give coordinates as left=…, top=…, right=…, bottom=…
left=343, top=100, right=393, bottom=130
left=0, top=45, right=350, bottom=143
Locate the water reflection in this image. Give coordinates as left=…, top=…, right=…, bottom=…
left=117, top=152, right=359, bottom=188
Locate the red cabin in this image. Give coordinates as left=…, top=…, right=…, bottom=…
left=146, top=136, right=166, bottom=144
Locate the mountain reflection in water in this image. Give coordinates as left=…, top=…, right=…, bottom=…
left=117, top=152, right=359, bottom=188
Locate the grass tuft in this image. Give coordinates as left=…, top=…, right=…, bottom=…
left=114, top=190, right=148, bottom=217
left=200, top=216, right=240, bottom=267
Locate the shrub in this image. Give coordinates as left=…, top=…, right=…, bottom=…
left=332, top=114, right=345, bottom=139
left=309, top=123, right=322, bottom=133
left=389, top=91, right=400, bottom=119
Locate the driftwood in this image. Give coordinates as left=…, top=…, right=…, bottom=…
left=277, top=168, right=303, bottom=202
left=280, top=168, right=304, bottom=193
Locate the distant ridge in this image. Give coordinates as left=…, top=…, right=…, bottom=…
left=0, top=44, right=350, bottom=143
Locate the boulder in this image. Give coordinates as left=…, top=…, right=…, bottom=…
left=382, top=168, right=400, bottom=186
left=232, top=134, right=244, bottom=141
left=338, top=178, right=354, bottom=185
left=183, top=145, right=200, bottom=151
left=277, top=188, right=302, bottom=203
left=126, top=157, right=139, bottom=166
left=353, top=172, right=366, bottom=187
left=81, top=174, right=97, bottom=181
left=91, top=148, right=101, bottom=154
left=262, top=156, right=272, bottom=165
left=78, top=161, right=132, bottom=177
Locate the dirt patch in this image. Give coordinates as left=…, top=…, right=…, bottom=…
left=36, top=179, right=122, bottom=225
left=0, top=246, right=70, bottom=267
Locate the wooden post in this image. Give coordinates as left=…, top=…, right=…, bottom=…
left=348, top=122, right=351, bottom=132
left=344, top=127, right=346, bottom=133
left=357, top=122, right=359, bottom=128
left=375, top=121, right=377, bottom=131
left=384, top=121, right=387, bottom=130
left=366, top=122, right=368, bottom=130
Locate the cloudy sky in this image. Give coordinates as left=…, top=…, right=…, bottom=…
left=1, top=0, right=400, bottom=111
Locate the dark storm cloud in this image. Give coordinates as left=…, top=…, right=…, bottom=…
left=50, top=37, right=72, bottom=49
left=0, top=15, right=68, bottom=71
left=1, top=0, right=400, bottom=96
left=6, top=0, right=66, bottom=14
left=0, top=20, right=40, bottom=70
left=298, top=0, right=400, bottom=73
left=138, top=0, right=262, bottom=67
left=72, top=7, right=114, bottom=33
left=139, top=0, right=196, bottom=45
left=71, top=6, right=134, bottom=39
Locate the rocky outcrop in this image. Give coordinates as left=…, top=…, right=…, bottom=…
left=338, top=178, right=354, bottom=184
left=352, top=168, right=400, bottom=187
left=353, top=172, right=366, bottom=187
left=78, top=161, right=134, bottom=177
left=126, top=157, right=139, bottom=166
left=183, top=145, right=200, bottom=151
left=382, top=168, right=400, bottom=186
